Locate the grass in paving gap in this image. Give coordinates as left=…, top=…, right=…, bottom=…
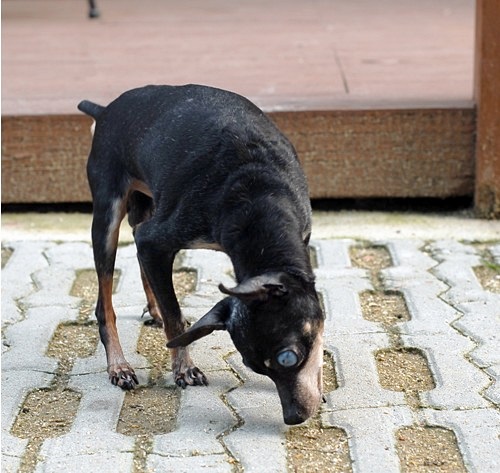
left=360, top=290, right=410, bottom=326
left=12, top=318, right=97, bottom=473
left=11, top=265, right=112, bottom=472
left=396, top=426, right=467, bottom=472
left=11, top=388, right=82, bottom=473
left=349, top=245, right=392, bottom=289
left=375, top=348, right=435, bottom=393
left=473, top=252, right=500, bottom=293
left=1, top=245, right=14, bottom=268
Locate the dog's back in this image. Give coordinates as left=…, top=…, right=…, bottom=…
left=86, top=84, right=312, bottom=238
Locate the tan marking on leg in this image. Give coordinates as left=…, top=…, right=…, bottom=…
left=99, top=275, right=137, bottom=387
left=106, top=197, right=127, bottom=255
left=140, top=266, right=163, bottom=325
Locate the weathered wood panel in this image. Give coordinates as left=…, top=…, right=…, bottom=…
left=1, top=108, right=475, bottom=204
left=271, top=108, right=475, bottom=199
left=474, top=0, right=500, bottom=218
left=2, top=115, right=93, bottom=204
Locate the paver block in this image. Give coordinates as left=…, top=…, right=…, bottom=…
left=323, top=406, right=413, bottom=473
left=422, top=408, right=500, bottom=473
left=224, top=354, right=288, bottom=473
left=325, top=332, right=405, bottom=410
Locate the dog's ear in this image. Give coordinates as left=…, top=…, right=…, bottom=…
left=219, top=272, right=288, bottom=302
left=166, top=299, right=231, bottom=348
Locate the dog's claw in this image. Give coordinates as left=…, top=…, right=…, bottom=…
left=174, top=366, right=208, bottom=388
left=109, top=366, right=139, bottom=390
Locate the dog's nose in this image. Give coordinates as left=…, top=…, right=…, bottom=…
left=282, top=404, right=311, bottom=425
left=284, top=410, right=307, bottom=425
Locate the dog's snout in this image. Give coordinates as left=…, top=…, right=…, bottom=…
left=274, top=332, right=324, bottom=425
left=274, top=373, right=323, bottom=425
left=283, top=406, right=310, bottom=425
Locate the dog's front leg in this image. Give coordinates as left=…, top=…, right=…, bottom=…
left=134, top=223, right=208, bottom=388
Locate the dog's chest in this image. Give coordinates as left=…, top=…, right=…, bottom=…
left=187, top=239, right=224, bottom=252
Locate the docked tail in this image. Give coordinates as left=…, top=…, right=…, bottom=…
left=77, top=100, right=105, bottom=119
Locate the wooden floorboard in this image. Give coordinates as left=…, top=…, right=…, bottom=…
left=2, top=0, right=474, bottom=114
left=1, top=0, right=476, bottom=204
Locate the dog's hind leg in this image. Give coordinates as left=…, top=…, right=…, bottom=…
left=139, top=268, right=164, bottom=327
left=127, top=192, right=163, bottom=328
left=134, top=219, right=208, bottom=388
left=91, top=189, right=139, bottom=389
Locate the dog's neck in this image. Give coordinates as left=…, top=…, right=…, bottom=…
left=220, top=194, right=313, bottom=284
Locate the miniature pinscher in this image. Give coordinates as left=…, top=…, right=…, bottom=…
left=78, top=84, right=324, bottom=425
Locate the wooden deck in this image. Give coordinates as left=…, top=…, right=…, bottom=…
left=2, top=0, right=475, bottom=114
left=2, top=0, right=478, bottom=204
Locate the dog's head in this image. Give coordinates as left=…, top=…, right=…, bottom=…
left=167, top=272, right=324, bottom=425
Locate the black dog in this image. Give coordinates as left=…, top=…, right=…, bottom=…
left=78, top=84, right=324, bottom=425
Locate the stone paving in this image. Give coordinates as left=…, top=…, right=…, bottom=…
left=2, top=233, right=500, bottom=472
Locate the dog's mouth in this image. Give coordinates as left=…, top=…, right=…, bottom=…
left=273, top=367, right=323, bottom=425
left=242, top=352, right=322, bottom=424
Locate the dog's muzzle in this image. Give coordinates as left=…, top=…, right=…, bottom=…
left=273, top=335, right=323, bottom=425
left=273, top=366, right=323, bottom=425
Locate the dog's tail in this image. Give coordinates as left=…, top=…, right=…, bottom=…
left=77, top=100, right=105, bottom=119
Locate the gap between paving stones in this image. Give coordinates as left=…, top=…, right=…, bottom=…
left=320, top=245, right=468, bottom=470
left=385, top=239, right=499, bottom=472
left=351, top=242, right=466, bottom=471
left=426, top=241, right=500, bottom=410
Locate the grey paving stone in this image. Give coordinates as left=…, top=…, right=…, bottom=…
left=44, top=242, right=94, bottom=269
left=383, top=264, right=458, bottom=336
left=452, top=296, right=500, bottom=368
left=2, top=306, right=78, bottom=372
left=428, top=240, right=500, bottom=405
left=422, top=408, right=500, bottom=473
left=1, top=370, right=54, bottom=473
left=383, top=239, right=435, bottom=269
left=323, top=406, right=414, bottom=473
left=402, top=333, right=491, bottom=409
left=325, top=332, right=406, bottom=410
left=148, top=453, right=232, bottom=473
left=223, top=354, right=288, bottom=473
left=314, top=240, right=374, bottom=336
left=151, top=370, right=238, bottom=470
left=1, top=435, right=26, bottom=473
left=37, top=432, right=135, bottom=473
left=490, top=243, right=500, bottom=263
left=38, top=372, right=135, bottom=473
left=24, top=266, right=80, bottom=309
left=484, top=363, right=500, bottom=406
left=1, top=241, right=54, bottom=325
left=311, top=239, right=355, bottom=268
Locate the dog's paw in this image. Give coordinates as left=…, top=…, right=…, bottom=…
left=174, top=366, right=208, bottom=388
left=109, top=365, right=139, bottom=390
left=142, top=305, right=164, bottom=328
left=143, top=317, right=164, bottom=328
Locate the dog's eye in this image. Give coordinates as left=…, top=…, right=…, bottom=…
left=276, top=350, right=299, bottom=368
